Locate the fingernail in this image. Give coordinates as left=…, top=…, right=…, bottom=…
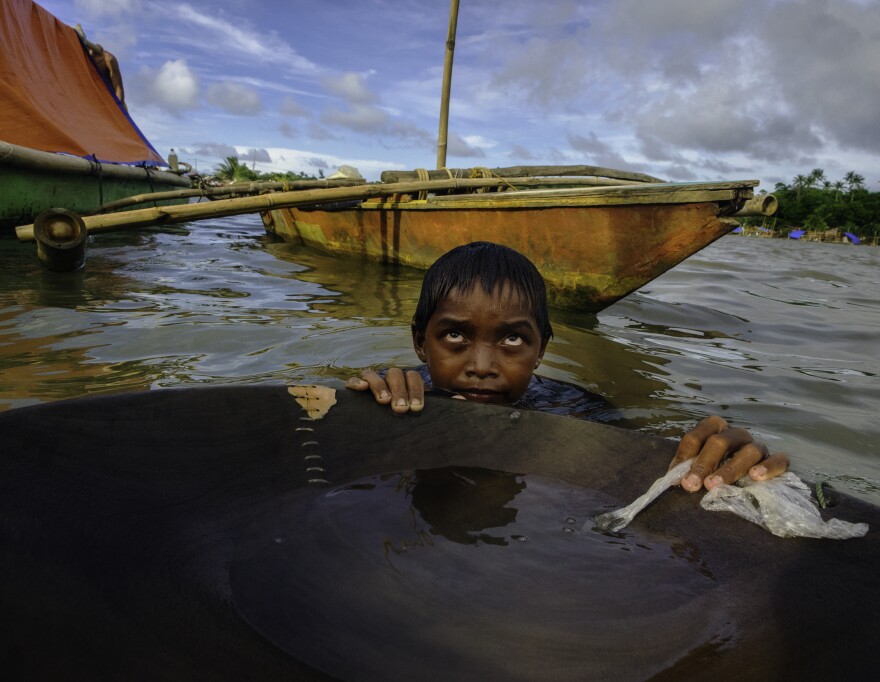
left=750, top=465, right=767, bottom=480
left=396, top=398, right=407, bottom=407
left=410, top=399, right=422, bottom=407
left=683, top=474, right=701, bottom=491
left=379, top=391, right=390, bottom=400
left=705, top=475, right=723, bottom=490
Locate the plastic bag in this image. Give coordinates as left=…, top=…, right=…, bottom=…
left=593, top=461, right=692, bottom=533
left=592, top=460, right=868, bottom=540
left=701, top=472, right=868, bottom=539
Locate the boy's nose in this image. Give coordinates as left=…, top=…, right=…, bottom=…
left=465, top=344, right=499, bottom=378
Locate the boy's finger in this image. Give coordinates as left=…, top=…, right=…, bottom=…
left=750, top=452, right=791, bottom=481
left=383, top=368, right=411, bottom=413
left=359, top=370, right=392, bottom=404
left=345, top=377, right=369, bottom=391
left=405, top=370, right=425, bottom=412
left=680, top=427, right=752, bottom=492
left=704, top=440, right=768, bottom=490
left=669, top=415, right=728, bottom=469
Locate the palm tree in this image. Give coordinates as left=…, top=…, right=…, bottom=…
left=844, top=171, right=865, bottom=191
left=215, top=156, right=244, bottom=182
left=215, top=156, right=259, bottom=183
left=808, top=168, right=826, bottom=188
left=792, top=174, right=809, bottom=200
left=844, top=171, right=866, bottom=202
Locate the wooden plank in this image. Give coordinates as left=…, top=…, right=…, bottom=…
left=90, top=178, right=364, bottom=214
left=381, top=165, right=666, bottom=184
left=16, top=178, right=754, bottom=241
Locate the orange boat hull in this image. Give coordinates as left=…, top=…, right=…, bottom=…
left=263, top=183, right=750, bottom=312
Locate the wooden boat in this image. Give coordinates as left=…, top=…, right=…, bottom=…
left=0, top=385, right=877, bottom=679
left=261, top=0, right=775, bottom=313
left=0, top=0, right=190, bottom=233
left=0, top=140, right=191, bottom=232
left=263, top=173, right=767, bottom=312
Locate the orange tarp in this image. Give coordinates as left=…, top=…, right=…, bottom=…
left=0, top=0, right=163, bottom=165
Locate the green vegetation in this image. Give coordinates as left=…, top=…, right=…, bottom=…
left=763, top=169, right=880, bottom=240
left=213, top=156, right=322, bottom=183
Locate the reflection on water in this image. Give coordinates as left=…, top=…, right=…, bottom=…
left=231, top=466, right=729, bottom=680
left=402, top=467, right=525, bottom=547
left=1, top=217, right=878, bottom=502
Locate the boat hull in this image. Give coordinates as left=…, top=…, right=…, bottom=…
left=1, top=141, right=191, bottom=231
left=264, top=181, right=752, bottom=312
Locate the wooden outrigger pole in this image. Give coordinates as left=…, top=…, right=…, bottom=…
left=435, top=0, right=460, bottom=170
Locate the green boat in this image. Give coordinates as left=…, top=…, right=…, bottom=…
left=0, top=141, right=190, bottom=232
left=0, top=0, right=190, bottom=233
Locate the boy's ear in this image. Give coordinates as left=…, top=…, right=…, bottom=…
left=412, top=325, right=427, bottom=362
left=535, top=337, right=549, bottom=368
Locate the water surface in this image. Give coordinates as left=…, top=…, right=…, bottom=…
left=1, top=218, right=877, bottom=502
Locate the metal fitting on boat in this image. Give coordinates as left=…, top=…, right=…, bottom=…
left=33, top=208, right=88, bottom=272
left=735, top=193, right=778, bottom=217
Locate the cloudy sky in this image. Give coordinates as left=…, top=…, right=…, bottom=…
left=40, top=0, right=880, bottom=189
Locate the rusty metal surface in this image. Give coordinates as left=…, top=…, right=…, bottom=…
left=267, top=200, right=731, bottom=312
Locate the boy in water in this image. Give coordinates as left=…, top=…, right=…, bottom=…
left=347, top=241, right=790, bottom=491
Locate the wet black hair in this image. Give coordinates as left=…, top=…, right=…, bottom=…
left=412, top=241, right=553, bottom=340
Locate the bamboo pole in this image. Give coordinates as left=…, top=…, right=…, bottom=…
left=15, top=178, right=518, bottom=242
left=16, top=178, right=759, bottom=242
left=436, top=0, right=460, bottom=170
left=734, top=193, right=778, bottom=217
left=382, top=165, right=665, bottom=184
left=89, top=179, right=365, bottom=214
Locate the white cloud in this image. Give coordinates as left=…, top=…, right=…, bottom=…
left=187, top=142, right=238, bottom=158
left=171, top=3, right=319, bottom=73
left=281, top=96, right=309, bottom=118
left=74, top=0, right=141, bottom=18
left=43, top=0, right=880, bottom=187
left=131, top=59, right=200, bottom=114
left=323, top=104, right=388, bottom=132
left=759, top=0, right=880, bottom=154
left=237, top=147, right=272, bottom=164
left=259, top=147, right=406, bottom=181
left=447, top=132, right=486, bottom=159
left=206, top=81, right=263, bottom=116
left=322, top=72, right=377, bottom=105
left=508, top=144, right=536, bottom=160
left=462, top=135, right=496, bottom=151
left=307, top=123, right=337, bottom=142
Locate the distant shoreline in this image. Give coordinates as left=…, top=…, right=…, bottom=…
left=731, top=227, right=877, bottom=246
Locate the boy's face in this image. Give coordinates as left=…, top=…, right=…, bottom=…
left=412, top=282, right=548, bottom=405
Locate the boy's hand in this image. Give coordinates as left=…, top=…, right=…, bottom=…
left=669, top=415, right=791, bottom=492
left=346, top=368, right=425, bottom=414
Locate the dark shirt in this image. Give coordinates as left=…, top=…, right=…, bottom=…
left=409, top=365, right=619, bottom=423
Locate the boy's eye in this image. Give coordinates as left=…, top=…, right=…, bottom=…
left=502, top=334, right=524, bottom=346
left=443, top=331, right=465, bottom=343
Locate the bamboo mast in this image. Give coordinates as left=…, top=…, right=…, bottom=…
left=435, top=0, right=460, bottom=170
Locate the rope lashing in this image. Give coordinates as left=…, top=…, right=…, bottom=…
left=416, top=168, right=429, bottom=200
